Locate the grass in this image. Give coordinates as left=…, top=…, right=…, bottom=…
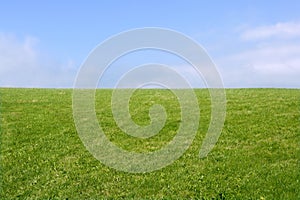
left=0, top=88, right=299, bottom=199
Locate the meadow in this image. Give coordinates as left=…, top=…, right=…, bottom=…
left=0, top=88, right=299, bottom=199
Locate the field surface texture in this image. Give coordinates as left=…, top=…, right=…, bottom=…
left=0, top=88, right=299, bottom=199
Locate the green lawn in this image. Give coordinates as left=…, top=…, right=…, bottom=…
left=1, top=88, right=299, bottom=199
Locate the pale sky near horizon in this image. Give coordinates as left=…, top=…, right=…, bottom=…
left=1, top=0, right=300, bottom=88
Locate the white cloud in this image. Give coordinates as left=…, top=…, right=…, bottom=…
left=217, top=21, right=300, bottom=88
left=0, top=33, right=38, bottom=73
left=241, top=21, right=300, bottom=40
left=230, top=43, right=300, bottom=75
left=217, top=44, right=300, bottom=88
left=0, top=33, right=77, bottom=88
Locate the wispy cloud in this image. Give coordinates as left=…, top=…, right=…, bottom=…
left=230, top=43, right=300, bottom=75
left=217, top=21, right=300, bottom=88
left=0, top=33, right=38, bottom=73
left=0, top=33, right=77, bottom=88
left=241, top=21, right=300, bottom=40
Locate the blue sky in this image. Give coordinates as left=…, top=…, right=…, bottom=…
left=1, top=0, right=300, bottom=88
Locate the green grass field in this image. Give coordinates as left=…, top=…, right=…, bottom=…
left=0, top=88, right=299, bottom=199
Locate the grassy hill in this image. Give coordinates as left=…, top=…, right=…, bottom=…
left=0, top=88, right=299, bottom=199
